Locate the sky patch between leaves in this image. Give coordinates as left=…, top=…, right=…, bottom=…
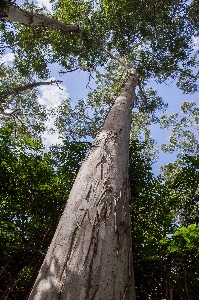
left=35, top=0, right=53, bottom=12
left=37, top=78, right=69, bottom=147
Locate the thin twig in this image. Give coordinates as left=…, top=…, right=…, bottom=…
left=0, top=256, right=13, bottom=280
left=176, top=67, right=199, bottom=79
left=137, top=78, right=148, bottom=103
left=80, top=65, right=120, bottom=83
left=59, top=67, right=80, bottom=74
left=0, top=255, right=37, bottom=300
left=102, top=48, right=131, bottom=70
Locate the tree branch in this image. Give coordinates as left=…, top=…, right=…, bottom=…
left=59, top=68, right=80, bottom=74
left=79, top=65, right=120, bottom=83
left=0, top=4, right=80, bottom=33
left=137, top=78, right=148, bottom=103
left=176, top=67, right=199, bottom=79
left=13, top=80, right=63, bottom=93
left=102, top=48, right=133, bottom=71
left=0, top=107, right=20, bottom=116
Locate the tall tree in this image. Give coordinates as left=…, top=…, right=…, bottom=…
left=1, top=0, right=199, bottom=298
left=29, top=70, right=137, bottom=299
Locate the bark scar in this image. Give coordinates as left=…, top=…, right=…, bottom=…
left=121, top=282, right=130, bottom=300
left=84, top=214, right=100, bottom=299
left=89, top=284, right=99, bottom=300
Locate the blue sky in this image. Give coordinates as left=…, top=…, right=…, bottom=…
left=4, top=0, right=199, bottom=175
left=49, top=62, right=199, bottom=175
left=149, top=79, right=199, bottom=173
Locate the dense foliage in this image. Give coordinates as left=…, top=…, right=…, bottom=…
left=0, top=124, right=89, bottom=299
left=0, top=0, right=199, bottom=299
left=130, top=142, right=199, bottom=299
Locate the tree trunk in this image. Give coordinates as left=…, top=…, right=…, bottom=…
left=29, top=70, right=137, bottom=300
left=0, top=4, right=80, bottom=33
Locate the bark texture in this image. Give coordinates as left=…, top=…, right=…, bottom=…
left=29, top=71, right=137, bottom=300
left=0, top=4, right=80, bottom=33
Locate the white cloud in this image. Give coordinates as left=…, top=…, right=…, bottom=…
left=38, top=78, right=69, bottom=147
left=38, top=78, right=69, bottom=109
left=192, top=36, right=199, bottom=50
left=41, top=123, right=62, bottom=148
left=35, top=0, right=53, bottom=13
left=15, top=0, right=53, bottom=12
left=1, top=53, right=14, bottom=65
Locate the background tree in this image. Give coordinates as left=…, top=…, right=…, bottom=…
left=0, top=63, right=64, bottom=139
left=29, top=71, right=138, bottom=300
left=131, top=101, right=199, bottom=299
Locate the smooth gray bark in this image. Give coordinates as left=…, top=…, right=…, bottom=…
left=12, top=80, right=63, bottom=93
left=29, top=71, right=137, bottom=300
left=0, top=4, right=80, bottom=33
